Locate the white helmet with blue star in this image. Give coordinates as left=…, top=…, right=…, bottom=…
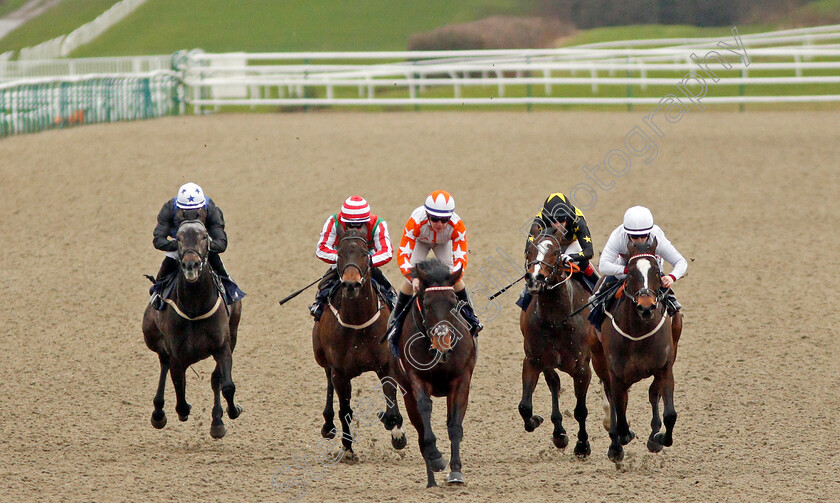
left=176, top=182, right=206, bottom=210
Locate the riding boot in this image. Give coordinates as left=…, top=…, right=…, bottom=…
left=150, top=257, right=178, bottom=310
left=371, top=267, right=397, bottom=310
left=208, top=253, right=246, bottom=304
left=661, top=288, right=682, bottom=316
left=587, top=275, right=619, bottom=330
left=579, top=262, right=600, bottom=294
left=456, top=288, right=483, bottom=336
left=515, top=286, right=533, bottom=312
left=310, top=268, right=339, bottom=321
left=386, top=292, right=412, bottom=358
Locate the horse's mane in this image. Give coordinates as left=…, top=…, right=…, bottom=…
left=415, top=259, right=452, bottom=287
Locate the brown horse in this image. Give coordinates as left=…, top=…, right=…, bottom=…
left=142, top=220, right=242, bottom=438
left=518, top=230, right=596, bottom=457
left=590, top=237, right=684, bottom=462
left=312, top=225, right=406, bottom=461
left=395, top=259, right=477, bottom=487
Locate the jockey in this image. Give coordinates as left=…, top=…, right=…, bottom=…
left=516, top=192, right=600, bottom=311
left=386, top=190, right=482, bottom=356
left=149, top=182, right=245, bottom=310
left=309, top=195, right=396, bottom=321
left=588, top=206, right=686, bottom=329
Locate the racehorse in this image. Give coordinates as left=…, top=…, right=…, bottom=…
left=311, top=225, right=406, bottom=461
left=142, top=220, right=242, bottom=438
left=395, top=258, right=477, bottom=487
left=518, top=230, right=596, bottom=457
left=590, top=237, right=684, bottom=462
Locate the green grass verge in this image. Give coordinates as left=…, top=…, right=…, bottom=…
left=0, top=0, right=31, bottom=18
left=0, top=0, right=540, bottom=57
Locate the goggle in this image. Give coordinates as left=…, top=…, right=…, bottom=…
left=344, top=221, right=366, bottom=229
left=428, top=215, right=450, bottom=223
left=629, top=233, right=650, bottom=241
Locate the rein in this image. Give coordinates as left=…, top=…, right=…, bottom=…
left=609, top=252, right=667, bottom=340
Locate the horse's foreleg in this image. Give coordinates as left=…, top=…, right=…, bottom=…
left=332, top=371, right=357, bottom=460
left=376, top=371, right=406, bottom=450
left=671, top=312, right=683, bottom=361
left=215, top=343, right=241, bottom=421
left=403, top=388, right=437, bottom=487
left=607, top=379, right=633, bottom=463
left=589, top=330, right=611, bottom=432
left=518, top=358, right=544, bottom=432
left=416, top=390, right=445, bottom=474
left=542, top=369, right=567, bottom=448
left=571, top=364, right=592, bottom=458
left=445, top=377, right=470, bottom=486
left=151, top=352, right=169, bottom=429
left=169, top=362, right=191, bottom=422
left=322, top=367, right=336, bottom=439
left=209, top=365, right=226, bottom=439
left=646, top=376, right=664, bottom=452
left=657, top=365, right=677, bottom=448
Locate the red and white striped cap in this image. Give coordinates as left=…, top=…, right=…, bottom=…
left=339, top=195, right=371, bottom=223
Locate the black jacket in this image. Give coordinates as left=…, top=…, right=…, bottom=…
left=153, top=198, right=227, bottom=254
left=528, top=193, right=594, bottom=265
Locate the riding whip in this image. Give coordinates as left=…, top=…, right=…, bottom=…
left=278, top=271, right=332, bottom=305
left=487, top=274, right=526, bottom=300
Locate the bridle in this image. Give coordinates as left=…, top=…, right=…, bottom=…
left=526, top=234, right=578, bottom=290
left=412, top=286, right=462, bottom=352
left=337, top=235, right=371, bottom=284
left=177, top=220, right=210, bottom=271
left=625, top=253, right=666, bottom=307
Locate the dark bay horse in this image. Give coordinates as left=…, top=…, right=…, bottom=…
left=395, top=259, right=477, bottom=487
left=312, top=225, right=406, bottom=461
left=590, top=237, right=684, bottom=462
left=519, top=230, right=596, bottom=457
left=142, top=220, right=242, bottom=438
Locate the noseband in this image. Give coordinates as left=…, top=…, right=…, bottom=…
left=337, top=235, right=371, bottom=283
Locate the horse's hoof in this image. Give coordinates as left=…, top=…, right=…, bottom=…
left=391, top=429, right=407, bottom=450
left=210, top=423, right=226, bottom=439
left=340, top=449, right=359, bottom=464
left=227, top=404, right=242, bottom=420
left=177, top=403, right=191, bottom=421
left=525, top=414, right=544, bottom=432
left=620, top=429, right=636, bottom=445
left=446, top=471, right=465, bottom=485
left=653, top=432, right=672, bottom=447
left=151, top=412, right=167, bottom=429
left=426, top=480, right=438, bottom=489
left=607, top=445, right=624, bottom=463
left=553, top=433, right=569, bottom=449
left=178, top=414, right=189, bottom=422
left=430, top=456, right=447, bottom=472
left=647, top=437, right=664, bottom=453
left=380, top=411, right=400, bottom=431
left=574, top=440, right=591, bottom=458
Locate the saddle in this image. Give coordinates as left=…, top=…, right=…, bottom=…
left=147, top=270, right=245, bottom=311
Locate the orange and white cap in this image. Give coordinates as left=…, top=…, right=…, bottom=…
left=424, top=190, right=455, bottom=218
left=339, top=195, right=371, bottom=223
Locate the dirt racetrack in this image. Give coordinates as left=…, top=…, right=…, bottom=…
left=1, top=111, right=839, bottom=502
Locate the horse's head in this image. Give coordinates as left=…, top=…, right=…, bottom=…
left=415, top=259, right=464, bottom=356
left=524, top=229, right=575, bottom=294
left=626, top=237, right=661, bottom=320
left=176, top=220, right=210, bottom=282
left=335, top=224, right=371, bottom=300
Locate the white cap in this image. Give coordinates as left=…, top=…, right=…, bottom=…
left=176, top=182, right=206, bottom=210
left=424, top=190, right=455, bottom=218
left=623, top=206, right=654, bottom=235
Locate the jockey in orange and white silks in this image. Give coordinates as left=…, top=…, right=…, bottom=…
left=309, top=195, right=396, bottom=321
left=589, top=206, right=686, bottom=328
left=386, top=190, right=482, bottom=357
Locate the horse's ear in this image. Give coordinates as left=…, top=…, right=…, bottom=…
left=414, top=264, right=428, bottom=287
left=627, top=239, right=637, bottom=256
left=336, top=221, right=345, bottom=238
left=446, top=266, right=462, bottom=286
left=529, top=223, right=542, bottom=238
left=650, top=236, right=658, bottom=255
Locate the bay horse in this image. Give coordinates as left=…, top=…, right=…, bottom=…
left=311, top=225, right=406, bottom=461
left=142, top=220, right=242, bottom=438
left=395, top=258, right=477, bottom=487
left=519, top=230, right=595, bottom=457
left=590, top=237, right=684, bottom=462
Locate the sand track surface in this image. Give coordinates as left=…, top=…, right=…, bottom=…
left=1, top=111, right=838, bottom=502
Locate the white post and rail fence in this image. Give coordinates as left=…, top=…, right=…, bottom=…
left=1, top=24, right=839, bottom=137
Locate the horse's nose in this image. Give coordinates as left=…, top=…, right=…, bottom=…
left=344, top=281, right=362, bottom=294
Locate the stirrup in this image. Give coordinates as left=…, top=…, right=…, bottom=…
left=150, top=293, right=165, bottom=311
